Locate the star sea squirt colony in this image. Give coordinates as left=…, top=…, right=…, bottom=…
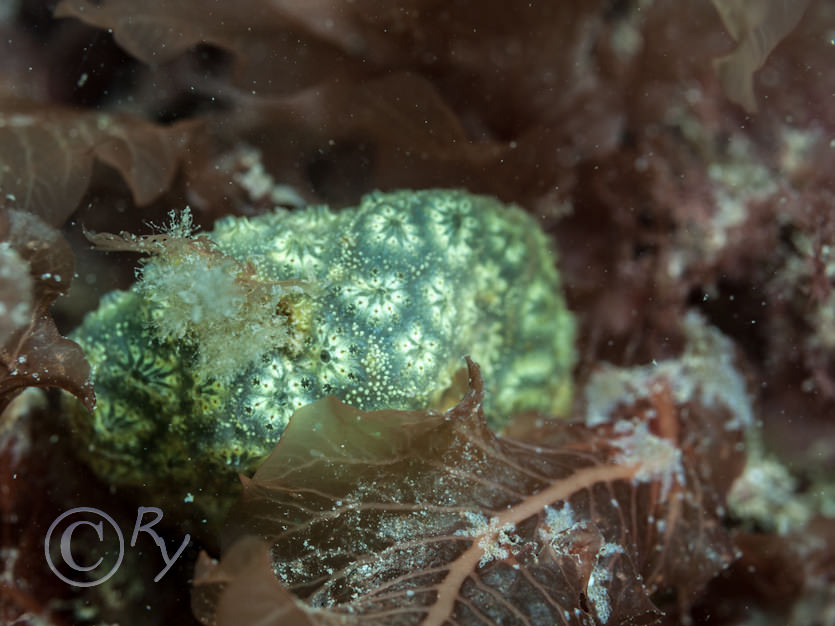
left=66, top=189, right=577, bottom=496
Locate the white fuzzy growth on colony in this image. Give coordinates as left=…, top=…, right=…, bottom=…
left=136, top=208, right=305, bottom=383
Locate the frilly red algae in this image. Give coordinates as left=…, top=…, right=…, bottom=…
left=0, top=102, right=198, bottom=227
left=193, top=358, right=747, bottom=625
left=711, top=0, right=812, bottom=112
left=0, top=209, right=93, bottom=413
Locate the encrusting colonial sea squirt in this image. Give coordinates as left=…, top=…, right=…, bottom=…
left=66, top=189, right=576, bottom=503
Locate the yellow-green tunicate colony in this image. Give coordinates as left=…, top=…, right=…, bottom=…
left=67, top=189, right=576, bottom=493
